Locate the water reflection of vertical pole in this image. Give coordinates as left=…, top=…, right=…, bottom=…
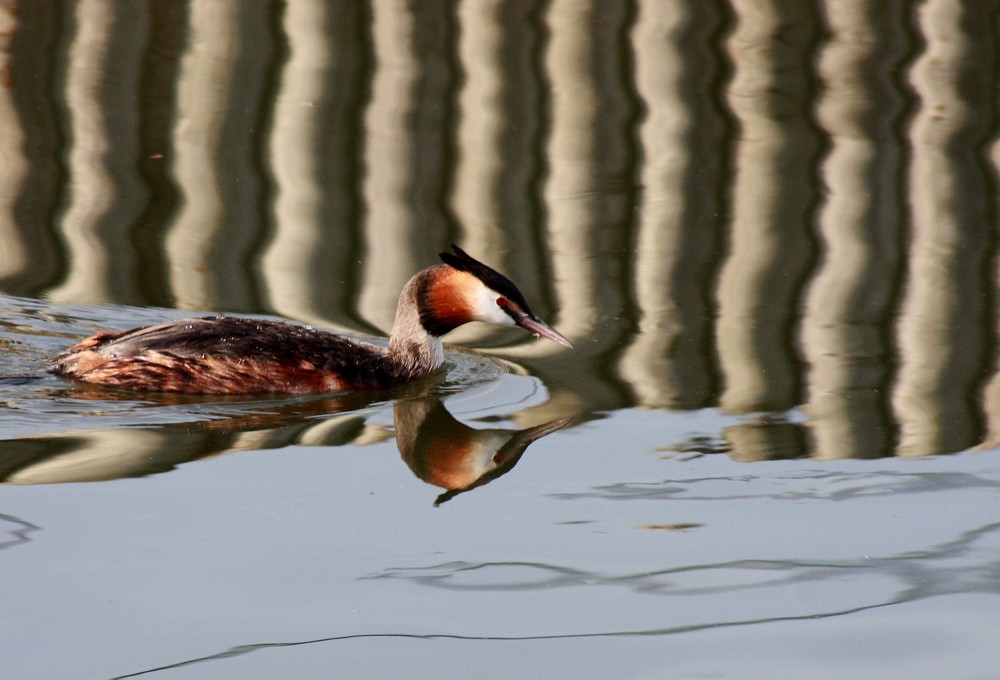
left=48, top=0, right=148, bottom=304
left=528, top=0, right=634, bottom=406
left=894, top=1, right=996, bottom=456
left=448, top=0, right=551, bottom=347
left=717, top=0, right=819, bottom=415
left=618, top=1, right=726, bottom=409
left=263, top=1, right=366, bottom=329
left=0, top=4, right=62, bottom=292
left=983, top=49, right=1000, bottom=449
left=451, top=1, right=544, bottom=285
left=359, top=1, right=453, bottom=333
left=130, top=1, right=187, bottom=306
left=0, top=4, right=28, bottom=287
left=802, top=1, right=906, bottom=459
left=165, top=0, right=272, bottom=312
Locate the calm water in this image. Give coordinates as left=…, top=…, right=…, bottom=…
left=4, top=2, right=1000, bottom=678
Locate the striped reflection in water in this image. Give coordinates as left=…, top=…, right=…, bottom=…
left=0, top=394, right=568, bottom=505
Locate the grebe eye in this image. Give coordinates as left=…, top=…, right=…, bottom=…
left=497, top=296, right=508, bottom=308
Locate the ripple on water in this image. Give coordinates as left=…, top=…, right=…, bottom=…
left=0, top=294, right=539, bottom=439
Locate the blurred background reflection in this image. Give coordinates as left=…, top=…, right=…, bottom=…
left=1, top=0, right=999, bottom=459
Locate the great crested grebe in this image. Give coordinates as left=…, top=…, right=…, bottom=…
left=49, top=245, right=571, bottom=395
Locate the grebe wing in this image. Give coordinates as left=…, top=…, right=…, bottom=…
left=51, top=317, right=393, bottom=394
left=62, top=316, right=365, bottom=359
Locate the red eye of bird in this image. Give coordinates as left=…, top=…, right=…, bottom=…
left=497, top=296, right=508, bottom=308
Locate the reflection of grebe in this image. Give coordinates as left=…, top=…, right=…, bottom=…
left=395, top=397, right=569, bottom=505
left=49, top=246, right=571, bottom=394
left=0, top=394, right=567, bottom=494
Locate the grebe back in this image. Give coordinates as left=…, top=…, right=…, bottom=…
left=49, top=246, right=571, bottom=394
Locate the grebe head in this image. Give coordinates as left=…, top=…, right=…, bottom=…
left=419, top=245, right=573, bottom=347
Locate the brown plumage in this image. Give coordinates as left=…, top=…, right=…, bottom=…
left=49, top=246, right=572, bottom=395
left=51, top=317, right=401, bottom=393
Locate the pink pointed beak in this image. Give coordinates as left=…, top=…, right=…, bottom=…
left=516, top=314, right=573, bottom=348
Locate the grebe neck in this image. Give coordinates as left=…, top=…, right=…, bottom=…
left=386, top=270, right=445, bottom=380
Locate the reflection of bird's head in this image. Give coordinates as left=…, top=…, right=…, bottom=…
left=394, top=396, right=569, bottom=505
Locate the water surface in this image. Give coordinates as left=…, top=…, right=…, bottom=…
left=3, top=2, right=1000, bottom=678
